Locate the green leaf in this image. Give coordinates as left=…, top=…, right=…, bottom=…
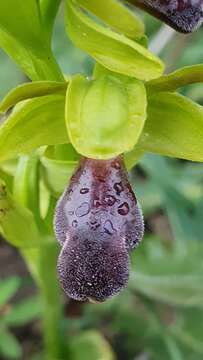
left=130, top=239, right=203, bottom=307
left=77, top=0, right=145, bottom=39
left=4, top=296, right=42, bottom=326
left=171, top=309, right=203, bottom=355
left=147, top=64, right=203, bottom=92
left=66, top=73, right=146, bottom=159
left=39, top=0, right=62, bottom=39
left=41, top=145, right=79, bottom=196
left=137, top=92, right=203, bottom=162
left=0, top=180, right=40, bottom=248
left=0, top=329, right=22, bottom=359
left=0, top=0, right=44, bottom=50
left=0, top=81, right=67, bottom=113
left=65, top=0, right=164, bottom=81
left=0, top=95, right=67, bottom=162
left=70, top=331, right=115, bottom=360
left=0, top=1, right=63, bottom=81
left=0, top=277, right=20, bottom=307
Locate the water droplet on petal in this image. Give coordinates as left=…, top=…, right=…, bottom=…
left=72, top=219, right=78, bottom=228
left=103, top=219, right=117, bottom=235
left=113, top=181, right=124, bottom=196
left=103, top=194, right=117, bottom=206
left=80, top=187, right=89, bottom=194
left=118, top=202, right=130, bottom=216
left=76, top=202, right=90, bottom=217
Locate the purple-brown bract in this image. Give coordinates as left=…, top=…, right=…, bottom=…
left=128, top=0, right=203, bottom=33
left=54, top=156, right=144, bottom=302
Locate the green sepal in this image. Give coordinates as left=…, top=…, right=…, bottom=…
left=66, top=73, right=147, bottom=159
left=147, top=64, right=203, bottom=92
left=0, top=81, right=67, bottom=113
left=0, top=95, right=67, bottom=162
left=77, top=0, right=145, bottom=39
left=65, top=0, right=164, bottom=81
left=137, top=92, right=203, bottom=162
left=0, top=179, right=40, bottom=248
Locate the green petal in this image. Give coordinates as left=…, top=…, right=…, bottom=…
left=147, top=64, right=203, bottom=92
left=0, top=81, right=67, bottom=113
left=0, top=95, right=67, bottom=161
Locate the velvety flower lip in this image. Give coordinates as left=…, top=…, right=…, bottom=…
left=54, top=156, right=144, bottom=302
left=57, top=230, right=129, bottom=302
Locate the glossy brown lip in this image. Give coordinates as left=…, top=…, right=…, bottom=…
left=126, top=0, right=203, bottom=33
left=54, top=156, right=144, bottom=301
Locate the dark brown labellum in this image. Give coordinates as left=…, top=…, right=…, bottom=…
left=54, top=156, right=144, bottom=302
left=127, top=0, right=203, bottom=33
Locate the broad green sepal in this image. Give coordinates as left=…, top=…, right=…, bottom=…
left=41, top=145, right=79, bottom=196
left=137, top=92, right=203, bottom=162
left=77, top=0, right=145, bottom=39
left=0, top=0, right=63, bottom=81
left=0, top=95, right=67, bottom=162
left=65, top=0, right=164, bottom=81
left=147, top=64, right=203, bottom=92
left=0, top=81, right=67, bottom=113
left=0, top=180, right=40, bottom=248
left=66, top=74, right=147, bottom=159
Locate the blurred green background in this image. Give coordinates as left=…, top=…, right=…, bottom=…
left=0, top=5, right=203, bottom=360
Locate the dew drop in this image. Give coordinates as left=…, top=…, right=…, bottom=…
left=118, top=202, right=130, bottom=216
left=80, top=187, right=89, bottom=194
left=103, top=219, right=117, bottom=235
left=93, top=199, right=101, bottom=208
left=72, top=219, right=78, bottom=228
left=76, top=202, right=90, bottom=217
left=113, top=181, right=124, bottom=196
left=103, top=194, right=117, bottom=206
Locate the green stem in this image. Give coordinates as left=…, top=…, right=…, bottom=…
left=39, top=242, right=64, bottom=360
left=22, top=243, right=64, bottom=359
left=29, top=50, right=64, bottom=82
